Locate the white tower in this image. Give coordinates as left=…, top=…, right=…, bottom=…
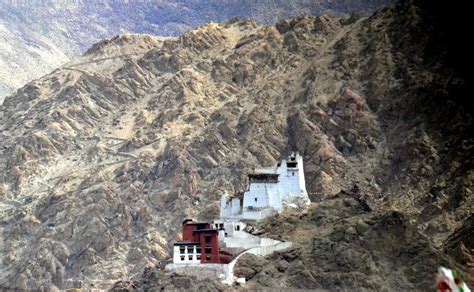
left=220, top=152, right=310, bottom=221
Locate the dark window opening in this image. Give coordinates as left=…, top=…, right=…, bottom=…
left=292, top=172, right=295, bottom=176
left=196, top=247, right=201, bottom=253
left=180, top=256, right=185, bottom=261
left=236, top=225, right=240, bottom=231
left=205, top=247, right=212, bottom=254
left=179, top=247, right=185, bottom=254
left=197, top=255, right=201, bottom=260
left=225, top=232, right=228, bottom=236
left=188, top=255, right=193, bottom=260
left=206, top=255, right=211, bottom=260
left=205, top=236, right=212, bottom=244
left=219, top=223, right=224, bottom=229
left=249, top=173, right=279, bottom=183
left=254, top=197, right=258, bottom=202
left=187, top=247, right=193, bottom=253
left=287, top=162, right=297, bottom=168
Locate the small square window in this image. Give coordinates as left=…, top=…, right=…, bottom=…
left=206, top=255, right=211, bottom=260
left=187, top=247, right=193, bottom=253
left=180, top=256, right=185, bottom=261
left=188, top=255, right=193, bottom=260
left=254, top=197, right=258, bottom=202
left=197, top=255, right=201, bottom=260
left=179, top=247, right=185, bottom=254
left=196, top=247, right=201, bottom=253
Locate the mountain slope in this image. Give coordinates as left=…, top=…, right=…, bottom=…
left=0, top=0, right=392, bottom=101
left=0, top=12, right=68, bottom=101
left=0, top=0, right=471, bottom=290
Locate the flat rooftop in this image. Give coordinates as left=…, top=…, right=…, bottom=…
left=173, top=242, right=200, bottom=246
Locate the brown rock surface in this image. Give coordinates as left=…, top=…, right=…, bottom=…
left=0, top=0, right=471, bottom=290
left=240, top=198, right=466, bottom=290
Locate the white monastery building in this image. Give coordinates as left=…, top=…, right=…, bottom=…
left=220, top=152, right=310, bottom=221
left=168, top=153, right=307, bottom=284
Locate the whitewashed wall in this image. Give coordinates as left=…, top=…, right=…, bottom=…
left=297, top=154, right=308, bottom=198
left=243, top=182, right=271, bottom=209
left=221, top=154, right=309, bottom=222
left=224, top=236, right=261, bottom=249
left=219, top=221, right=246, bottom=237
left=246, top=241, right=293, bottom=257
left=254, top=167, right=276, bottom=173
left=172, top=245, right=201, bottom=264
left=165, top=263, right=231, bottom=284
left=241, top=208, right=274, bottom=221
left=230, top=197, right=241, bottom=215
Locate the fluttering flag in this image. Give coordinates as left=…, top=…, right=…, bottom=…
left=436, top=267, right=471, bottom=292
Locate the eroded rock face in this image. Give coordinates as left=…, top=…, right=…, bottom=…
left=112, top=266, right=227, bottom=291
left=0, top=0, right=471, bottom=290
left=240, top=199, right=457, bottom=291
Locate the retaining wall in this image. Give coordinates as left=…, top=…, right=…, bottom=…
left=167, top=242, right=292, bottom=285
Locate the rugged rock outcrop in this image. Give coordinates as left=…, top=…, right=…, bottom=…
left=0, top=0, right=392, bottom=101
left=0, top=0, right=471, bottom=290
left=239, top=198, right=463, bottom=290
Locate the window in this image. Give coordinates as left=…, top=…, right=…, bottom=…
left=205, top=236, right=211, bottom=244
left=197, top=255, right=201, bottom=260
left=180, top=256, right=185, bottom=261
left=219, top=223, right=224, bottom=229
left=236, top=225, right=240, bottom=231
left=205, top=247, right=212, bottom=254
left=254, top=197, right=258, bottom=202
left=179, top=247, right=185, bottom=254
left=206, top=255, right=211, bottom=260
left=196, top=247, right=201, bottom=253
left=287, top=162, right=297, bottom=168
left=187, top=247, right=193, bottom=253
left=188, top=255, right=193, bottom=260
left=292, top=172, right=295, bottom=176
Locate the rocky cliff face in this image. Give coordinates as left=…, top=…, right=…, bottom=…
left=0, top=0, right=391, bottom=101
left=0, top=0, right=471, bottom=290
left=235, top=200, right=455, bottom=291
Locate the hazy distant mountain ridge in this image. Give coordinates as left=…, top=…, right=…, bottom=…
left=0, top=0, right=392, bottom=101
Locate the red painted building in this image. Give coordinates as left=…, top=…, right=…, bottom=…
left=173, top=219, right=233, bottom=264
left=194, top=229, right=220, bottom=263
left=181, top=219, right=210, bottom=242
